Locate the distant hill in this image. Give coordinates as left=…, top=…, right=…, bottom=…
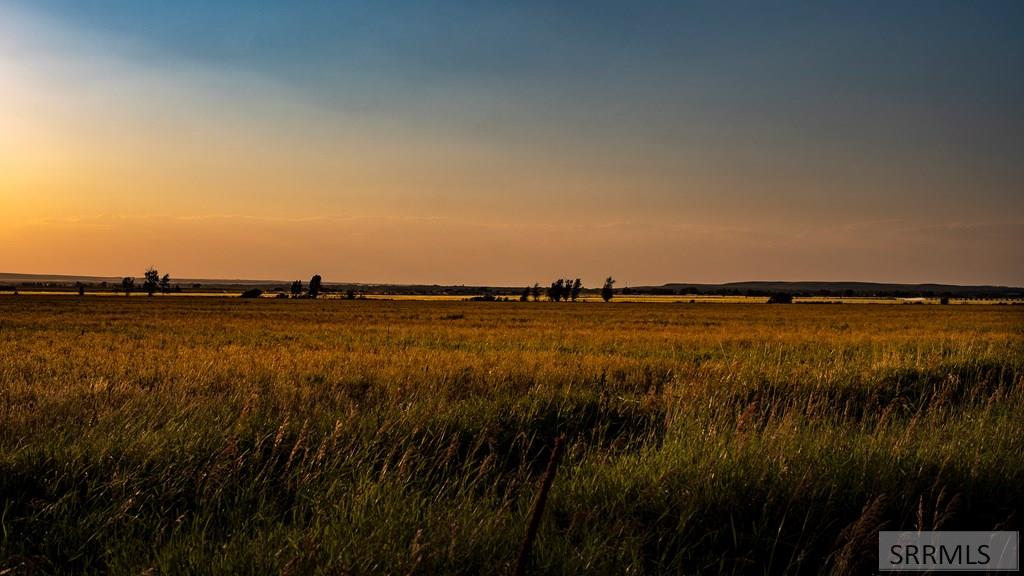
left=1, top=272, right=1021, bottom=298
left=646, top=281, right=1023, bottom=298
left=0, top=272, right=285, bottom=287
left=0, top=272, right=511, bottom=295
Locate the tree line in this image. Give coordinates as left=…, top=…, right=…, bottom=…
left=517, top=277, right=616, bottom=302
left=287, top=275, right=323, bottom=298
left=115, top=267, right=173, bottom=296
left=97, top=269, right=621, bottom=302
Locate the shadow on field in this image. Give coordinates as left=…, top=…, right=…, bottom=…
left=726, top=359, right=1018, bottom=424
left=381, top=394, right=667, bottom=486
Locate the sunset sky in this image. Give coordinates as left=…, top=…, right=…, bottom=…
left=2, top=1, right=1022, bottom=286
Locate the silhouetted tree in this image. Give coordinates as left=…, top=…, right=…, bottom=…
left=240, top=288, right=263, bottom=299
left=290, top=280, right=303, bottom=297
left=548, top=279, right=565, bottom=302
left=308, top=275, right=322, bottom=298
left=940, top=296, right=950, bottom=305
left=520, top=287, right=530, bottom=302
left=159, top=273, right=171, bottom=295
left=76, top=282, right=85, bottom=296
left=346, top=289, right=357, bottom=300
left=570, top=278, right=582, bottom=301
left=531, top=283, right=541, bottom=302
left=766, top=293, right=793, bottom=304
left=143, top=267, right=160, bottom=296
left=601, top=277, right=615, bottom=302
left=121, top=277, right=134, bottom=297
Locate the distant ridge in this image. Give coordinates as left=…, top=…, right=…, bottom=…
left=1, top=272, right=1021, bottom=297
left=0, top=272, right=287, bottom=286
left=651, top=281, right=1022, bottom=298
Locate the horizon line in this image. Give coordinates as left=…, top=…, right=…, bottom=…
left=1, top=271, right=1021, bottom=290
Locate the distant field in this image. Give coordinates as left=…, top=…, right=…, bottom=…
left=1, top=297, right=1022, bottom=574
left=4, top=291, right=1022, bottom=305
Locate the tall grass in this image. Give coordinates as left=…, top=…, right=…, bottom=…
left=1, top=297, right=1021, bottom=574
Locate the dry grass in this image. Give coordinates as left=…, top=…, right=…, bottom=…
left=1, top=296, right=1021, bottom=574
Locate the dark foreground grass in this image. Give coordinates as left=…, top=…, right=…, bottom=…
left=1, top=297, right=1022, bottom=574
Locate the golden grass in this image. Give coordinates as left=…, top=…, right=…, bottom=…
left=1, top=297, right=1021, bottom=574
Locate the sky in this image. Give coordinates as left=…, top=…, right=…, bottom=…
left=1, top=1, right=1022, bottom=286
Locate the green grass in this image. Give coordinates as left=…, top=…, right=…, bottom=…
left=1, top=297, right=1022, bottom=574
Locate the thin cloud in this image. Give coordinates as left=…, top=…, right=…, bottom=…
left=894, top=221, right=1023, bottom=234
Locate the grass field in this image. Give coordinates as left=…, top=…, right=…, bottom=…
left=1, top=297, right=1022, bottom=574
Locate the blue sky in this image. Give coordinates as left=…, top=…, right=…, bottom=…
left=2, top=1, right=1022, bottom=284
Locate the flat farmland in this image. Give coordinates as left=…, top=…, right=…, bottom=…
left=1, top=297, right=1022, bottom=574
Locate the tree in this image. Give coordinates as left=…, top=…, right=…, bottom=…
left=308, top=275, right=322, bottom=298
left=766, top=293, right=793, bottom=304
left=76, top=282, right=85, bottom=296
left=143, top=267, right=160, bottom=296
left=240, top=288, right=263, bottom=299
left=520, top=287, right=530, bottom=302
left=290, top=280, right=303, bottom=297
left=601, top=277, right=615, bottom=302
left=531, top=283, right=541, bottom=302
left=159, top=273, right=171, bottom=295
left=570, top=278, right=582, bottom=301
left=548, top=279, right=565, bottom=302
left=346, top=289, right=357, bottom=300
left=121, top=277, right=135, bottom=297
